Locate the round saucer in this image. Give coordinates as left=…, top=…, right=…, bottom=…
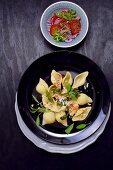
left=15, top=94, right=111, bottom=154
left=40, top=1, right=89, bottom=48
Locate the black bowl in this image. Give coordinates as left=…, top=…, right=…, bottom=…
left=17, top=51, right=111, bottom=144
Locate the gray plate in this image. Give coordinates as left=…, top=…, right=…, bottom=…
left=40, top=1, right=89, bottom=48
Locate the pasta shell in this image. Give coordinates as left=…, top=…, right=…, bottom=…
left=72, top=107, right=91, bottom=121
left=42, top=94, right=56, bottom=111
left=42, top=111, right=55, bottom=125
left=51, top=70, right=62, bottom=89
left=77, top=93, right=93, bottom=105
left=55, top=104, right=66, bottom=113
left=49, top=85, right=56, bottom=96
left=36, top=78, right=48, bottom=94
left=42, top=95, right=66, bottom=112
left=61, top=88, right=67, bottom=94
left=55, top=111, right=68, bottom=126
left=62, top=71, right=73, bottom=87
left=72, top=71, right=89, bottom=89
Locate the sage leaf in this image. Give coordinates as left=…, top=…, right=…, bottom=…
left=38, top=107, right=46, bottom=113
left=36, top=115, right=40, bottom=127
left=65, top=83, right=71, bottom=93
left=65, top=123, right=74, bottom=134
left=76, top=124, right=87, bottom=130
left=68, top=91, right=77, bottom=100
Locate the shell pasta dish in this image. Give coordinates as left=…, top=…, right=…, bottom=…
left=30, top=70, right=93, bottom=134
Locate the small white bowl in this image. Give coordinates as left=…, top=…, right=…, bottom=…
left=40, top=1, right=89, bottom=48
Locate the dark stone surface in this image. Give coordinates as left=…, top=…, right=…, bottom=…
left=0, top=0, right=113, bottom=169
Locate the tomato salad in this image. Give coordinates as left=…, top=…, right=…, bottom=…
left=47, top=9, right=81, bottom=43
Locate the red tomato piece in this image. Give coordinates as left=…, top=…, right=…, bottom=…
left=50, top=15, right=61, bottom=25
left=70, top=20, right=81, bottom=35
left=50, top=24, right=61, bottom=36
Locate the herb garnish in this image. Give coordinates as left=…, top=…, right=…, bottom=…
left=32, top=95, right=39, bottom=103
left=53, top=31, right=66, bottom=42
left=76, top=123, right=90, bottom=130
left=36, top=115, right=40, bottom=127
left=38, top=107, right=47, bottom=113
left=56, top=9, right=76, bottom=20
left=65, top=83, right=80, bottom=100
left=30, top=95, right=47, bottom=113
left=30, top=107, right=38, bottom=113
left=65, top=83, right=71, bottom=93
left=65, top=123, right=74, bottom=134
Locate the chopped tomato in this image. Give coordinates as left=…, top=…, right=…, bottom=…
left=58, top=18, right=66, bottom=24
left=70, top=20, right=81, bottom=35
left=50, top=24, right=61, bottom=36
left=50, top=15, right=61, bottom=25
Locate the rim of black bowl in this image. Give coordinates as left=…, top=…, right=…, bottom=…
left=17, top=51, right=111, bottom=145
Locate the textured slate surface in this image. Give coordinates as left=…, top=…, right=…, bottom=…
left=0, top=0, right=113, bottom=169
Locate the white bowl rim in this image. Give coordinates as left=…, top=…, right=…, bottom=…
left=40, top=1, right=89, bottom=48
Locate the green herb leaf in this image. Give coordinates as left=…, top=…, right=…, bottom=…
left=56, top=9, right=77, bottom=20
left=68, top=89, right=80, bottom=101
left=76, top=123, right=88, bottom=130
left=38, top=107, right=46, bottom=113
left=70, top=9, right=76, bottom=15
left=35, top=115, right=40, bottom=127
left=32, top=95, right=39, bottom=103
left=30, top=107, right=38, bottom=113
left=73, top=89, right=80, bottom=98
left=65, top=123, right=74, bottom=134
left=65, top=83, right=71, bottom=93
left=68, top=91, right=77, bottom=100
left=53, top=33, right=66, bottom=42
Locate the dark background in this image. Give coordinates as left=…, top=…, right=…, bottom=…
left=0, top=0, right=113, bottom=169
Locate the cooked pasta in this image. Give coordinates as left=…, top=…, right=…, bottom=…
left=72, top=71, right=88, bottom=89
left=55, top=111, right=68, bottom=126
left=42, top=111, right=55, bottom=125
left=68, top=101, right=79, bottom=116
left=62, top=71, right=73, bottom=87
left=51, top=70, right=62, bottom=89
left=76, top=93, right=93, bottom=105
left=72, top=107, right=91, bottom=121
left=31, top=70, right=93, bottom=133
left=42, top=94, right=66, bottom=112
left=36, top=78, right=49, bottom=94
